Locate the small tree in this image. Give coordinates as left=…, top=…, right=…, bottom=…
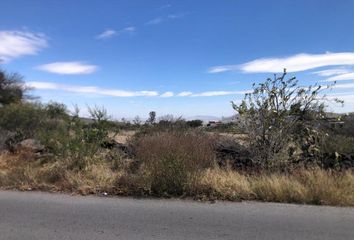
left=146, top=111, right=156, bottom=124
left=232, top=69, right=339, bottom=170
left=133, top=115, right=142, bottom=125
left=45, top=102, right=69, bottom=119
left=0, top=70, right=30, bottom=106
left=87, top=105, right=112, bottom=144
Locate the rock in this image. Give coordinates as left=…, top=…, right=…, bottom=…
left=15, top=139, right=45, bottom=153
left=101, top=139, right=134, bottom=157
left=215, top=138, right=254, bottom=171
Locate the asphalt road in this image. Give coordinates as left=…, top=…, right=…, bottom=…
left=0, top=191, right=353, bottom=240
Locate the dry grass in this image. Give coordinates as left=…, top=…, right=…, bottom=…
left=194, top=168, right=253, bottom=200
left=0, top=151, right=121, bottom=194
left=133, top=131, right=216, bottom=195
left=0, top=151, right=353, bottom=206
left=112, top=130, right=135, bottom=144
left=194, top=167, right=354, bottom=206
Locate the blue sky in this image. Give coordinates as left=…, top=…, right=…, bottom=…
left=1, top=0, right=354, bottom=119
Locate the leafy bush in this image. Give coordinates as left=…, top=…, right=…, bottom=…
left=0, top=101, right=70, bottom=141
left=0, top=102, right=45, bottom=140
left=45, top=102, right=69, bottom=119
left=233, top=70, right=339, bottom=170
left=319, top=134, right=354, bottom=155
left=0, top=70, right=29, bottom=106
left=39, top=106, right=115, bottom=170
left=186, top=119, right=203, bottom=128
left=133, top=130, right=216, bottom=195
left=331, top=113, right=354, bottom=137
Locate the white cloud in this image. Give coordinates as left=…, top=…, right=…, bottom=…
left=26, top=81, right=159, bottom=97
left=326, top=72, right=354, bottom=82
left=27, top=81, right=251, bottom=98
left=208, top=65, right=238, bottom=73
left=36, top=61, right=98, bottom=75
left=312, top=68, right=350, bottom=77
left=157, top=4, right=171, bottom=10
left=191, top=90, right=248, bottom=97
left=27, top=82, right=58, bottom=89
left=327, top=92, right=354, bottom=104
left=167, top=13, right=185, bottom=19
left=96, top=26, right=136, bottom=40
left=96, top=29, right=117, bottom=39
left=0, top=30, right=47, bottom=63
left=333, top=82, right=354, bottom=89
left=123, top=26, right=136, bottom=32
left=209, top=52, right=354, bottom=74
left=146, top=17, right=164, bottom=25
left=160, top=91, right=174, bottom=97
left=177, top=91, right=193, bottom=97
left=145, top=13, right=184, bottom=26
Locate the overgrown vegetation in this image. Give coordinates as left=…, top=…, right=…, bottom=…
left=0, top=69, right=353, bottom=206
left=133, top=131, right=216, bottom=195
left=233, top=70, right=343, bottom=170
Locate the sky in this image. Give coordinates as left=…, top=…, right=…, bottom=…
left=1, top=0, right=354, bottom=119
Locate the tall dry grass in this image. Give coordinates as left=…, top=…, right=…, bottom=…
left=0, top=136, right=353, bottom=206
left=133, top=131, right=216, bottom=195
left=0, top=151, right=121, bottom=194
left=194, top=167, right=354, bottom=206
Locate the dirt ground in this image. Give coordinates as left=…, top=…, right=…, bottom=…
left=111, top=130, right=136, bottom=144
left=111, top=130, right=249, bottom=145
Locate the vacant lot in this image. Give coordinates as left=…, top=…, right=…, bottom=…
left=1, top=69, right=354, bottom=206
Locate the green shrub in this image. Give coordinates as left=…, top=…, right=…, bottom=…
left=319, top=134, right=354, bottom=155
left=44, top=102, right=69, bottom=119
left=186, top=120, right=203, bottom=128
left=39, top=106, right=115, bottom=170
left=0, top=102, right=45, bottom=139
left=0, top=70, right=29, bottom=106
left=233, top=70, right=340, bottom=170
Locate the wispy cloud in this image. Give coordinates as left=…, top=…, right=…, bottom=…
left=145, top=13, right=185, bottom=25
left=96, top=26, right=136, bottom=40
left=27, top=81, right=159, bottom=97
left=209, top=52, right=354, bottom=74
left=146, top=17, right=164, bottom=25
left=167, top=13, right=185, bottom=19
left=160, top=91, right=174, bottom=97
left=312, top=68, right=350, bottom=77
left=96, top=29, right=117, bottom=39
left=177, top=91, right=193, bottom=97
left=157, top=4, right=171, bottom=11
left=326, top=72, right=354, bottom=82
left=123, top=26, right=136, bottom=32
left=333, top=82, right=354, bottom=89
left=326, top=92, right=354, bottom=105
left=0, top=30, right=47, bottom=63
left=191, top=90, right=249, bottom=97
left=208, top=65, right=239, bottom=73
left=36, top=61, right=98, bottom=75
left=27, top=81, right=250, bottom=98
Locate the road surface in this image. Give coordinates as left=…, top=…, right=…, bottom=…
left=0, top=191, right=353, bottom=240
